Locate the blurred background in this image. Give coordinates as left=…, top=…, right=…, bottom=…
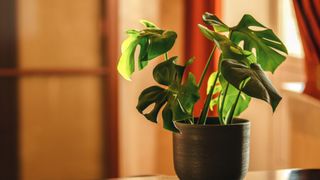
left=0, top=0, right=319, bottom=179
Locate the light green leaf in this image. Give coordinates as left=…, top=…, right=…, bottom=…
left=117, top=22, right=177, bottom=80
left=209, top=96, right=219, bottom=111
left=230, top=14, right=288, bottom=73
left=206, top=72, right=222, bottom=111
left=207, top=72, right=220, bottom=94
left=219, top=75, right=251, bottom=118
left=117, top=35, right=140, bottom=80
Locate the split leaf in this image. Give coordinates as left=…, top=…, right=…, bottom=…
left=117, top=21, right=177, bottom=80
left=230, top=14, right=288, bottom=73
left=136, top=57, right=200, bottom=132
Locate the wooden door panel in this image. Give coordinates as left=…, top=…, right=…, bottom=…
left=0, top=0, right=119, bottom=178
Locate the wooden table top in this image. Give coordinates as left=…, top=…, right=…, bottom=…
left=110, top=169, right=320, bottom=180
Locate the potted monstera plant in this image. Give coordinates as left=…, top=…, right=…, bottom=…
left=117, top=13, right=287, bottom=180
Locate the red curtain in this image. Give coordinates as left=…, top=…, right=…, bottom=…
left=293, top=0, right=320, bottom=100
left=184, top=0, right=221, bottom=116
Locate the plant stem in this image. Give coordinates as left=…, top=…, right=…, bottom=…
left=198, top=71, right=220, bottom=125
left=219, top=83, right=229, bottom=125
left=164, top=53, right=168, bottom=60
left=217, top=90, right=223, bottom=125
left=198, top=46, right=217, bottom=87
left=226, top=83, right=245, bottom=124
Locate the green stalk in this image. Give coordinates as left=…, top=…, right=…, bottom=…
left=217, top=89, right=223, bottom=125
left=198, top=46, right=216, bottom=87
left=164, top=53, right=168, bottom=60
left=226, top=83, right=245, bottom=124
left=198, top=71, right=220, bottom=125
left=219, top=83, right=229, bottom=125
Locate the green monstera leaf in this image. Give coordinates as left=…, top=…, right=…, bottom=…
left=136, top=57, right=200, bottom=132
left=221, top=59, right=282, bottom=111
left=117, top=20, right=177, bottom=80
left=230, top=14, right=288, bottom=73
left=199, top=16, right=286, bottom=122
left=202, top=12, right=229, bottom=32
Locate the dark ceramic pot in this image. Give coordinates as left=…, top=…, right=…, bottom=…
left=173, top=117, right=250, bottom=180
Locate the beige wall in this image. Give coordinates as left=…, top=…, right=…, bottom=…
left=118, top=0, right=161, bottom=176
left=287, top=92, right=320, bottom=167
left=19, top=77, right=103, bottom=180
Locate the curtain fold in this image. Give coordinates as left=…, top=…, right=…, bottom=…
left=293, top=0, right=320, bottom=100
left=184, top=0, right=221, bottom=116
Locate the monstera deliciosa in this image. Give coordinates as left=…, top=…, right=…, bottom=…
left=117, top=14, right=287, bottom=132
left=203, top=12, right=287, bottom=73
left=198, top=14, right=287, bottom=124
left=136, top=57, right=199, bottom=132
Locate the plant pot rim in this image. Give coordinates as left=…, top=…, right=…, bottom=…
left=174, top=117, right=250, bottom=128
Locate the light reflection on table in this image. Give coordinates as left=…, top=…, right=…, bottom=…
left=110, top=169, right=320, bottom=180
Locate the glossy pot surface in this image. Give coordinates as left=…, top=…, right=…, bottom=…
left=173, top=117, right=250, bottom=180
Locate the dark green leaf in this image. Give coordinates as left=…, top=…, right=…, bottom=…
left=230, top=14, right=288, bottom=73
left=153, top=56, right=184, bottom=86
left=137, top=37, right=149, bottom=69
left=136, top=86, right=168, bottom=122
left=148, top=31, right=177, bottom=60
left=221, top=59, right=282, bottom=111
left=170, top=73, right=200, bottom=121
left=162, top=104, right=179, bottom=132
left=202, top=12, right=229, bottom=32
left=136, top=58, right=199, bottom=132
